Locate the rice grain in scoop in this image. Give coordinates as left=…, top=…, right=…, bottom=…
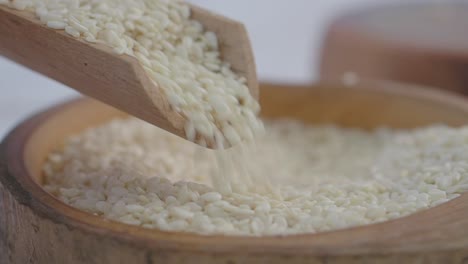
left=0, top=0, right=263, bottom=148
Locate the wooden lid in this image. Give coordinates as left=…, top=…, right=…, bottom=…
left=320, top=2, right=468, bottom=94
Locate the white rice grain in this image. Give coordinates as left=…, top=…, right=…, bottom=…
left=43, top=118, right=468, bottom=236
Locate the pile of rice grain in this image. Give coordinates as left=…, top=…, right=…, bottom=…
left=43, top=118, right=468, bottom=236
left=1, top=0, right=263, bottom=148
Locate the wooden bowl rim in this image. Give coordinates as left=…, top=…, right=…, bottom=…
left=327, top=2, right=468, bottom=61
left=3, top=81, right=468, bottom=256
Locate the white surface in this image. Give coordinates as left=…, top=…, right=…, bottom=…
left=0, top=0, right=382, bottom=138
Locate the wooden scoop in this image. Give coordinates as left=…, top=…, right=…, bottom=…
left=0, top=4, right=258, bottom=144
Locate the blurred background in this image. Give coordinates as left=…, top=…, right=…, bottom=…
left=0, top=0, right=461, bottom=138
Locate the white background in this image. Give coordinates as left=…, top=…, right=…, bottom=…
left=0, top=0, right=386, bottom=138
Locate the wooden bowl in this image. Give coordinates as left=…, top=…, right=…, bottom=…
left=320, top=2, right=468, bottom=94
left=3, top=82, right=468, bottom=263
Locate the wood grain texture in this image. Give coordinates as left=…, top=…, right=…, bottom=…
left=320, top=2, right=468, bottom=94
left=0, top=4, right=258, bottom=144
left=3, top=82, right=468, bottom=263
